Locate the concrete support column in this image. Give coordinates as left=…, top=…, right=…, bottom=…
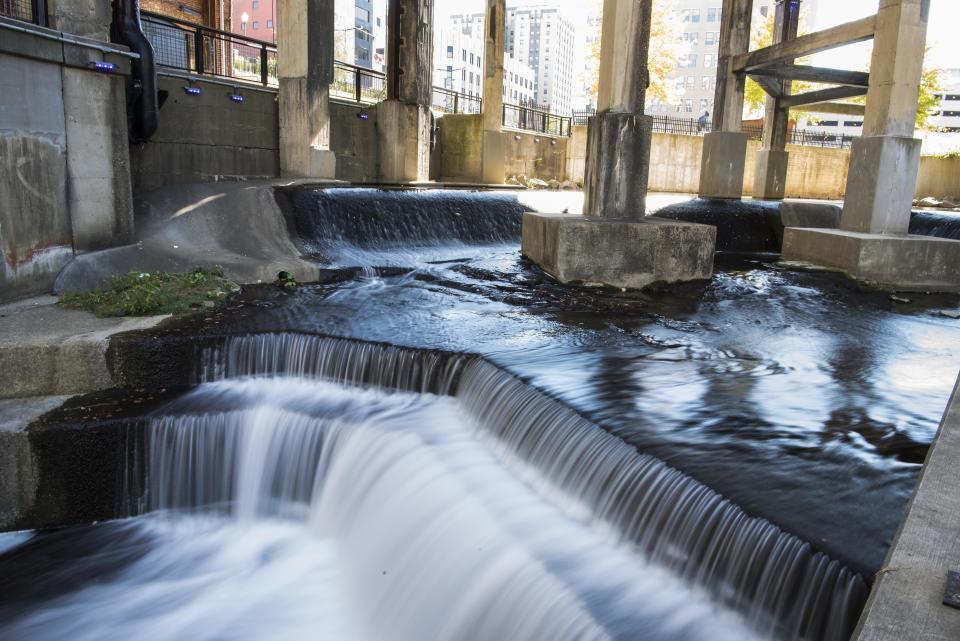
left=840, top=0, right=929, bottom=234
left=277, top=0, right=337, bottom=179
left=480, top=0, right=506, bottom=184
left=582, top=0, right=654, bottom=218
left=753, top=0, right=799, bottom=200
left=699, top=0, right=753, bottom=200
left=378, top=0, right=434, bottom=183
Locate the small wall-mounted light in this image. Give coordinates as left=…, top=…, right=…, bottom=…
left=357, top=110, right=370, bottom=120
left=183, top=84, right=202, bottom=96
left=534, top=137, right=541, bottom=143
left=550, top=140, right=557, bottom=145
left=513, top=135, right=521, bottom=141
left=88, top=61, right=116, bottom=73
left=229, top=92, right=244, bottom=103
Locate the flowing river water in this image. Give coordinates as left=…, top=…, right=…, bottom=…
left=2, top=189, right=959, bottom=641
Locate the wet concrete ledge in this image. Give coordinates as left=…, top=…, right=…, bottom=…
left=854, top=373, right=960, bottom=641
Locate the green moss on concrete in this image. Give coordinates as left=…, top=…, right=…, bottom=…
left=59, top=268, right=240, bottom=317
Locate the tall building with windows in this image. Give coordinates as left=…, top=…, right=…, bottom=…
left=435, top=24, right=535, bottom=109
left=653, top=0, right=773, bottom=118
left=452, top=3, right=575, bottom=116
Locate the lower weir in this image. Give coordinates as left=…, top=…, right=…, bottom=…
left=30, top=333, right=863, bottom=641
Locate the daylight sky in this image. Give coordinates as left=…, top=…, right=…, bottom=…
left=433, top=0, right=959, bottom=70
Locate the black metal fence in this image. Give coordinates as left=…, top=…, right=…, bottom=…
left=0, top=0, right=47, bottom=25
left=141, top=11, right=277, bottom=86
left=503, top=104, right=572, bottom=137
left=332, top=62, right=387, bottom=104
left=650, top=115, right=854, bottom=149
left=431, top=87, right=481, bottom=115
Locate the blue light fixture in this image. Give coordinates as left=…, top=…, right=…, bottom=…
left=184, top=85, right=201, bottom=96
left=357, top=110, right=370, bottom=120
left=88, top=61, right=116, bottom=73
left=230, top=93, right=244, bottom=103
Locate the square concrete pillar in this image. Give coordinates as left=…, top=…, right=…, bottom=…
left=753, top=149, right=789, bottom=200
left=583, top=112, right=652, bottom=219
left=841, top=135, right=921, bottom=235
left=62, top=67, right=134, bottom=251
left=698, top=131, right=748, bottom=200
left=480, top=0, right=506, bottom=184
left=277, top=0, right=337, bottom=179
left=376, top=101, right=432, bottom=183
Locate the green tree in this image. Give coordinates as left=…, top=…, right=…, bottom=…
left=584, top=0, right=684, bottom=106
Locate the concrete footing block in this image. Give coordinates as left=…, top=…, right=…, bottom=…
left=309, top=146, right=337, bottom=179
left=782, top=228, right=960, bottom=291
left=841, top=135, right=922, bottom=235
left=481, top=129, right=506, bottom=185
left=698, top=131, right=748, bottom=200
left=522, top=212, right=716, bottom=289
left=376, top=100, right=431, bottom=183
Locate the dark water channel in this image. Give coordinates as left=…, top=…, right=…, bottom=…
left=2, top=189, right=959, bottom=641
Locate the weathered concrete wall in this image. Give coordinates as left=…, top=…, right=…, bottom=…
left=916, top=155, right=960, bottom=201
left=131, top=73, right=280, bottom=193
left=435, top=114, right=567, bottom=182
left=330, top=102, right=378, bottom=182
left=565, top=125, right=589, bottom=183
left=0, top=18, right=134, bottom=302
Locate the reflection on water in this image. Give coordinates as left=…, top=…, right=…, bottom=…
left=199, top=243, right=960, bottom=574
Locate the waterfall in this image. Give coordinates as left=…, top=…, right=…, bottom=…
left=909, top=210, right=960, bottom=240
left=122, top=333, right=867, bottom=641
left=279, top=188, right=525, bottom=265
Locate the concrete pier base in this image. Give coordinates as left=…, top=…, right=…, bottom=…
left=753, top=149, right=789, bottom=201
left=842, top=135, right=922, bottom=234
left=522, top=212, right=716, bottom=289
left=481, top=130, right=506, bottom=184
left=698, top=131, right=748, bottom=200
left=583, top=112, right=653, bottom=218
left=782, top=227, right=960, bottom=290
left=376, top=100, right=432, bottom=183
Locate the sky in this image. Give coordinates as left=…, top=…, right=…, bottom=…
left=433, top=0, right=959, bottom=71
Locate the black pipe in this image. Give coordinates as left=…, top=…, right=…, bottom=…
left=111, top=0, right=159, bottom=142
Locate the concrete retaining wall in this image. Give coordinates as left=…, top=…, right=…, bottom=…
left=567, top=125, right=958, bottom=201
left=0, top=17, right=134, bottom=303
left=131, top=73, right=281, bottom=193
left=435, top=114, right=569, bottom=182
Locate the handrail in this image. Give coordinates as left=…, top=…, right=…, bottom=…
left=141, top=10, right=275, bottom=48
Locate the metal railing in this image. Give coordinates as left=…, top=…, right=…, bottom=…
left=571, top=108, right=595, bottom=126
left=431, top=87, right=481, bottom=115
left=332, top=61, right=387, bottom=104
left=650, top=115, right=854, bottom=149
left=141, top=11, right=277, bottom=86
left=0, top=0, right=47, bottom=25
left=503, top=103, right=572, bottom=137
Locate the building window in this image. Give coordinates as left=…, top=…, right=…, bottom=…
left=686, top=76, right=695, bottom=89
left=760, top=6, right=769, bottom=17
left=704, top=54, right=714, bottom=67
left=702, top=76, right=712, bottom=89
left=707, top=7, right=718, bottom=22
left=705, top=31, right=716, bottom=45
left=684, top=99, right=693, bottom=113
left=252, top=21, right=258, bottom=29
left=266, top=20, right=272, bottom=28
left=252, top=0, right=259, bottom=8
left=447, top=46, right=453, bottom=58
left=691, top=8, right=700, bottom=23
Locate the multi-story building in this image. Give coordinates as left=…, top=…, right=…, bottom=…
left=231, top=0, right=273, bottom=40
left=434, top=24, right=535, bottom=109
left=452, top=3, right=575, bottom=115
left=929, top=69, right=960, bottom=133
left=653, top=0, right=774, bottom=118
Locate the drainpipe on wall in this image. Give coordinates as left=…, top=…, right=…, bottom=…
left=111, top=0, right=159, bottom=142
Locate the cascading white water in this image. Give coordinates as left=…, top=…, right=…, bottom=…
left=0, top=333, right=866, bottom=641
left=107, top=378, right=767, bottom=641
left=195, top=333, right=867, bottom=641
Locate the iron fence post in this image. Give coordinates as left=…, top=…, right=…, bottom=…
left=355, top=68, right=362, bottom=102
left=32, top=0, right=47, bottom=26
left=194, top=29, right=205, bottom=75
left=454, top=92, right=459, bottom=114
left=260, top=45, right=269, bottom=85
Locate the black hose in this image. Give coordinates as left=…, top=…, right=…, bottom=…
left=111, top=0, right=159, bottom=142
